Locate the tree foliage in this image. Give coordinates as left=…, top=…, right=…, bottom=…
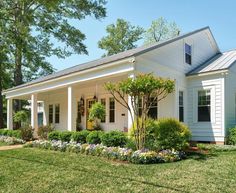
left=0, top=0, right=107, bottom=125
left=144, top=17, right=180, bottom=44
left=98, top=18, right=144, bottom=56
left=105, top=74, right=175, bottom=150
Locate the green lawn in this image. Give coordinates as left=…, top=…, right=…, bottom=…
left=0, top=148, right=236, bottom=193
left=0, top=142, right=8, bottom=146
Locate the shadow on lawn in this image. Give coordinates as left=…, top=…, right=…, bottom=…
left=186, top=151, right=218, bottom=161
left=1, top=153, right=189, bottom=193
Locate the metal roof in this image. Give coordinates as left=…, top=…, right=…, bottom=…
left=187, top=50, right=236, bottom=76
left=4, top=26, right=215, bottom=93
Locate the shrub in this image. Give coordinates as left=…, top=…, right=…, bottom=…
left=227, top=127, right=236, bottom=145
left=129, top=118, right=159, bottom=150
left=20, top=126, right=34, bottom=141
left=155, top=118, right=191, bottom=150
left=48, top=131, right=61, bottom=141
left=88, top=102, right=105, bottom=131
left=0, top=129, right=22, bottom=139
left=86, top=131, right=103, bottom=144
left=13, top=110, right=29, bottom=127
left=71, top=130, right=90, bottom=143
left=37, top=125, right=54, bottom=140
left=101, top=131, right=127, bottom=147
left=59, top=131, right=73, bottom=142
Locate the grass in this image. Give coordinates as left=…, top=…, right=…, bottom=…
left=0, top=148, right=236, bottom=193
left=0, top=142, right=8, bottom=146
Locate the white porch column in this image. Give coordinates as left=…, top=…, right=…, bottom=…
left=7, top=98, right=13, bottom=130
left=68, top=86, right=76, bottom=131
left=31, top=94, right=38, bottom=132
left=127, top=73, right=135, bottom=130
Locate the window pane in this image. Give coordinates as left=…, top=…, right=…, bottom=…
left=198, top=106, right=211, bottom=121
left=198, top=90, right=211, bottom=122
left=179, top=91, right=184, bottom=122
left=55, top=104, right=60, bottom=124
left=101, top=98, right=106, bottom=123
left=109, top=98, right=115, bottom=123
left=185, top=53, right=192, bottom=65
left=49, top=105, right=53, bottom=124
left=148, top=97, right=157, bottom=119
left=185, top=43, right=191, bottom=54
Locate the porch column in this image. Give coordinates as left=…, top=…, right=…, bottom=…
left=31, top=94, right=38, bottom=132
left=128, top=73, right=135, bottom=130
left=7, top=98, right=13, bottom=130
left=68, top=86, right=76, bottom=131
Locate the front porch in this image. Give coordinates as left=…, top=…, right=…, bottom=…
left=6, top=74, right=179, bottom=134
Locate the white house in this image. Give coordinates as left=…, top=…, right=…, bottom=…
left=3, top=26, right=236, bottom=144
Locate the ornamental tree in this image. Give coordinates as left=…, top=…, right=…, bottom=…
left=105, top=74, right=175, bottom=150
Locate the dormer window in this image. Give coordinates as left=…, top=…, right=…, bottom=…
left=185, top=43, right=192, bottom=65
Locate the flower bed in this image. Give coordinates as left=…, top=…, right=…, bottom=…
left=0, top=135, right=25, bottom=145
left=24, top=140, right=185, bottom=164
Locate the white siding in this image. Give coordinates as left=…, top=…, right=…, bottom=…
left=187, top=75, right=225, bottom=142
left=225, top=62, right=236, bottom=132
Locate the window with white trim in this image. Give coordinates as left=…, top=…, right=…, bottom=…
left=185, top=43, right=192, bottom=65
left=55, top=104, right=60, bottom=124
left=109, top=98, right=115, bottom=123
left=49, top=105, right=53, bottom=124
left=179, top=91, right=184, bottom=122
left=198, top=90, right=211, bottom=122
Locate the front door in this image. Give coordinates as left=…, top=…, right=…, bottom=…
left=86, top=99, right=96, bottom=130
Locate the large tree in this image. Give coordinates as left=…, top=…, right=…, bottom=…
left=0, top=0, right=107, bottom=126
left=144, top=17, right=180, bottom=44
left=98, top=19, right=144, bottom=56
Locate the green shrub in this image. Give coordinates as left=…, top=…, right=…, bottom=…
left=71, top=130, right=90, bottom=143
left=227, top=127, right=236, bottom=145
left=13, top=110, right=29, bottom=127
left=0, top=129, right=22, bottom=139
left=86, top=131, right=103, bottom=144
left=48, top=131, right=61, bottom=141
left=59, top=131, right=73, bottom=142
left=155, top=118, right=191, bottom=150
left=125, top=138, right=137, bottom=150
left=20, top=126, right=34, bottom=141
left=129, top=118, right=159, bottom=150
left=37, top=125, right=54, bottom=140
left=101, top=131, right=127, bottom=147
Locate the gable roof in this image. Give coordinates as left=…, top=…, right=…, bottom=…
left=4, top=26, right=216, bottom=93
left=187, top=50, right=236, bottom=76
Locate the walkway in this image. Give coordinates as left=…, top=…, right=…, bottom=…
left=0, top=144, right=23, bottom=151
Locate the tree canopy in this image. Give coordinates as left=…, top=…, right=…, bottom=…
left=144, top=17, right=180, bottom=44
left=98, top=18, right=144, bottom=56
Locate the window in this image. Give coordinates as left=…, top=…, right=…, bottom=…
left=77, top=102, right=81, bottom=124
left=109, top=98, right=115, bottom=123
left=55, top=104, right=60, bottom=124
left=101, top=98, right=106, bottom=123
left=185, top=43, right=192, bottom=65
left=198, top=90, right=211, bottom=122
left=49, top=105, right=53, bottom=124
left=138, top=98, right=158, bottom=119
left=179, top=91, right=184, bottom=122
left=148, top=97, right=158, bottom=119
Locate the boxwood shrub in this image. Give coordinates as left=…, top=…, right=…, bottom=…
left=59, top=131, right=73, bottom=142
left=48, top=131, right=61, bottom=141
left=86, top=131, right=103, bottom=144
left=101, top=131, right=127, bottom=147
left=0, top=129, right=22, bottom=139
left=71, top=130, right=90, bottom=143
left=227, top=127, right=236, bottom=145
left=155, top=118, right=191, bottom=150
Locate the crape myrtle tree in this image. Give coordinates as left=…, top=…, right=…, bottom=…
left=105, top=74, right=175, bottom=150
left=0, top=0, right=107, bottom=125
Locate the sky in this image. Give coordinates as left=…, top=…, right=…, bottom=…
left=47, top=0, right=236, bottom=71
